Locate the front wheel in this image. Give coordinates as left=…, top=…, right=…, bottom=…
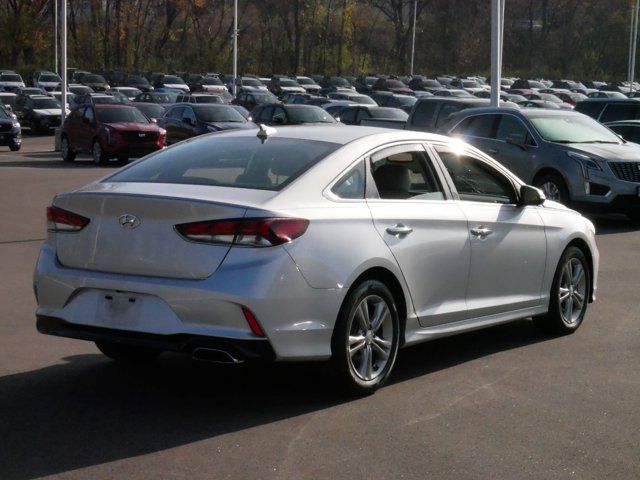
left=95, top=341, right=160, bottom=364
left=92, top=139, right=107, bottom=165
left=331, top=280, right=400, bottom=395
left=535, top=173, right=570, bottom=205
left=9, top=140, right=21, bottom=151
left=534, top=246, right=590, bottom=335
left=61, top=136, right=75, bottom=162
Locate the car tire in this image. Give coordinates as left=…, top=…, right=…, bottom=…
left=92, top=139, right=107, bottom=165
left=9, top=141, right=21, bottom=152
left=32, top=120, right=42, bottom=135
left=626, top=210, right=640, bottom=224
left=61, top=136, right=75, bottom=162
left=534, top=246, right=590, bottom=335
left=95, top=341, right=160, bottom=364
left=331, top=279, right=400, bottom=395
left=535, top=172, right=570, bottom=205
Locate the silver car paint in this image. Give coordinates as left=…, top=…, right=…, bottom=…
left=34, top=127, right=599, bottom=361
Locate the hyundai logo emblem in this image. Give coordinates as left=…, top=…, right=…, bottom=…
left=138, top=133, right=146, bottom=138
left=118, top=214, right=141, bottom=229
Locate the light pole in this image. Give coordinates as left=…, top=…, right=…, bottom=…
left=410, top=0, right=417, bottom=76
left=232, top=0, right=238, bottom=96
left=54, top=0, right=58, bottom=75
left=61, top=0, right=67, bottom=125
left=490, top=0, right=503, bottom=107
left=628, top=0, right=640, bottom=94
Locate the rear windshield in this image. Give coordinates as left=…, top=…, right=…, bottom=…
left=296, top=78, right=315, bottom=85
left=163, top=76, right=184, bottom=84
left=1, top=74, right=22, bottom=82
left=370, top=108, right=409, bottom=120
left=128, top=75, right=149, bottom=84
left=107, top=136, right=340, bottom=190
left=386, top=80, right=406, bottom=88
left=242, top=78, right=262, bottom=86
left=202, top=77, right=223, bottom=85
left=351, top=95, right=376, bottom=105
left=33, top=98, right=61, bottom=109
left=84, top=75, right=107, bottom=83
left=151, top=93, right=178, bottom=103
left=288, top=106, right=336, bottom=123
left=194, top=95, right=223, bottom=104
left=96, top=107, right=149, bottom=124
left=195, top=106, right=245, bottom=122
left=40, top=74, right=61, bottom=82
left=0, top=94, right=17, bottom=106
left=279, top=79, right=299, bottom=87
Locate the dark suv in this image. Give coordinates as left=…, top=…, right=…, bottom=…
left=13, top=95, right=65, bottom=134
left=575, top=98, right=640, bottom=123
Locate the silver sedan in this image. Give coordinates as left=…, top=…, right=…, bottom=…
left=34, top=126, right=599, bottom=394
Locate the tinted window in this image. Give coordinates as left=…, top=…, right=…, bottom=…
left=609, top=125, right=640, bottom=143
left=435, top=104, right=463, bottom=127
left=95, top=107, right=149, bottom=123
left=370, top=146, right=444, bottom=200
left=331, top=162, right=365, bottom=199
left=287, top=106, right=335, bottom=124
left=369, top=108, right=408, bottom=120
left=411, top=101, right=438, bottom=127
left=340, top=108, right=357, bottom=124
left=453, top=114, right=497, bottom=138
left=495, top=115, right=530, bottom=142
left=162, top=76, right=184, bottom=84
left=1, top=74, right=22, bottom=82
left=107, top=137, right=340, bottom=191
left=83, top=107, right=94, bottom=122
left=436, top=146, right=516, bottom=204
left=182, top=107, right=196, bottom=123
left=33, top=98, right=61, bottom=109
left=194, top=106, right=245, bottom=123
left=168, top=106, right=185, bottom=119
left=600, top=104, right=640, bottom=123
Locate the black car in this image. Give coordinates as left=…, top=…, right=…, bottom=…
left=13, top=95, right=65, bottom=134
left=81, top=74, right=110, bottom=92
left=233, top=90, right=280, bottom=111
left=353, top=76, right=380, bottom=94
left=407, top=77, right=445, bottom=93
left=0, top=105, right=21, bottom=150
left=122, top=74, right=153, bottom=92
left=133, top=102, right=166, bottom=121
left=251, top=104, right=336, bottom=126
left=327, top=92, right=376, bottom=105
left=158, top=104, right=254, bottom=144
left=575, top=98, right=640, bottom=123
left=605, top=120, right=640, bottom=143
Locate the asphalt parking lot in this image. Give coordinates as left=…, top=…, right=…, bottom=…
left=0, top=135, right=638, bottom=480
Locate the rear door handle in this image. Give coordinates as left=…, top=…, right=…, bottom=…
left=470, top=226, right=493, bottom=238
left=386, top=224, right=413, bottom=236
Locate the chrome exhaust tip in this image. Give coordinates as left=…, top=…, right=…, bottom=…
left=192, top=347, right=243, bottom=364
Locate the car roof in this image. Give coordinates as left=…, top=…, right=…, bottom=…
left=91, top=104, right=138, bottom=109
left=604, top=119, right=640, bottom=126
left=453, top=106, right=577, bottom=117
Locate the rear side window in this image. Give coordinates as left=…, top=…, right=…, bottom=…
left=107, top=137, right=340, bottom=191
left=452, top=114, right=497, bottom=138
left=600, top=104, right=640, bottom=123
left=574, top=102, right=603, bottom=119
left=435, top=104, right=463, bottom=128
left=331, top=162, right=365, bottom=199
left=411, top=101, right=437, bottom=127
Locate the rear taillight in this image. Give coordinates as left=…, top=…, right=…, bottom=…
left=46, top=206, right=90, bottom=232
left=157, top=128, right=166, bottom=148
left=175, top=217, right=309, bottom=247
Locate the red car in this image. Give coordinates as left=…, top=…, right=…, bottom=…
left=61, top=104, right=166, bottom=164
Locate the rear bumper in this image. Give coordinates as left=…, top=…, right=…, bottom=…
left=37, top=315, right=275, bottom=361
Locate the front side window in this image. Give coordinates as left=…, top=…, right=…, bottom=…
left=83, top=107, right=95, bottom=122
left=411, top=101, right=437, bottom=127
left=370, top=145, right=444, bottom=201
left=435, top=146, right=516, bottom=204
left=495, top=115, right=534, bottom=145
left=435, top=104, right=462, bottom=127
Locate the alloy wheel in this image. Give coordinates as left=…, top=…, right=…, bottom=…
left=347, top=294, right=393, bottom=382
left=541, top=181, right=560, bottom=201
left=92, top=141, right=102, bottom=164
left=558, top=257, right=587, bottom=326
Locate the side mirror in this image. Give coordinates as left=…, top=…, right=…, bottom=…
left=506, top=133, right=527, bottom=150
left=519, top=184, right=545, bottom=206
left=149, top=117, right=157, bottom=123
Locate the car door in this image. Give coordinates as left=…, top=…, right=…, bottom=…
left=366, top=143, right=471, bottom=327
left=79, top=106, right=96, bottom=151
left=490, top=113, right=539, bottom=182
left=162, top=106, right=183, bottom=144
left=271, top=106, right=288, bottom=125
left=65, top=107, right=83, bottom=148
left=433, top=144, right=547, bottom=318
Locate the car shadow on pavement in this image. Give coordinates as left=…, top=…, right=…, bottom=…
left=589, top=214, right=640, bottom=235
left=0, top=319, right=550, bottom=480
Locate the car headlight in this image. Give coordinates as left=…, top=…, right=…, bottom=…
left=12, top=121, right=20, bottom=129
left=568, top=151, right=602, bottom=178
